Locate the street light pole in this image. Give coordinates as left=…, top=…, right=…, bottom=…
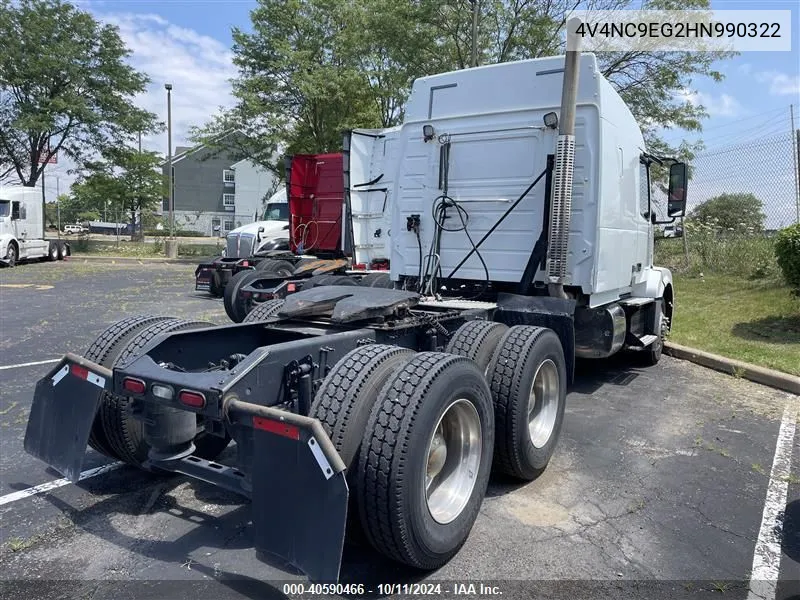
left=165, top=83, right=174, bottom=239
left=56, top=177, right=60, bottom=239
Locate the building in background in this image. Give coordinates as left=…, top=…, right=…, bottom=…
left=231, top=158, right=278, bottom=225
left=162, top=132, right=277, bottom=236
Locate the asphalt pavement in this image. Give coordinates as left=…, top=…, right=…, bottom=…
left=0, top=260, right=797, bottom=600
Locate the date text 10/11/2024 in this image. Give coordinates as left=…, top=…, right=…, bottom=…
left=281, top=583, right=504, bottom=596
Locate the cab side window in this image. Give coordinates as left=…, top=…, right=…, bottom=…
left=11, top=201, right=20, bottom=220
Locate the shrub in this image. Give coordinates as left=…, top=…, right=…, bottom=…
left=775, top=223, right=800, bottom=289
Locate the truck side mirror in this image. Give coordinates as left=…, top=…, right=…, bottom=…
left=667, top=162, right=688, bottom=217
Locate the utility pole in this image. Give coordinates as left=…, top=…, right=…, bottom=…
left=166, top=84, right=174, bottom=238
left=165, top=83, right=178, bottom=257
left=56, top=177, right=60, bottom=239
left=791, top=103, right=799, bottom=223
left=470, top=0, right=478, bottom=68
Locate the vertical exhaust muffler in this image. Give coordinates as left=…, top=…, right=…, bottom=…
left=547, top=18, right=582, bottom=299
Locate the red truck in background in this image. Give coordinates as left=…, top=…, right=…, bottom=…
left=194, top=152, right=347, bottom=298
left=287, top=153, right=345, bottom=255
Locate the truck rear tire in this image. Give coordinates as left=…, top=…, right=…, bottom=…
left=310, top=345, right=413, bottom=469
left=47, top=241, right=58, bottom=262
left=256, top=259, right=294, bottom=277
left=84, top=315, right=176, bottom=459
left=446, top=320, right=508, bottom=373
left=487, top=326, right=566, bottom=480
left=99, top=319, right=227, bottom=467
left=356, top=353, right=494, bottom=569
left=209, top=271, right=224, bottom=297
left=224, top=269, right=260, bottom=323
left=242, top=299, right=285, bottom=323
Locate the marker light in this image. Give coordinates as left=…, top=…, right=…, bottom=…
left=178, top=390, right=206, bottom=409
left=122, top=377, right=146, bottom=394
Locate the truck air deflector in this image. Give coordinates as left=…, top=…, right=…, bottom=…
left=24, top=353, right=112, bottom=482
left=227, top=399, right=348, bottom=583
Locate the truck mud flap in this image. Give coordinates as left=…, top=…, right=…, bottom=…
left=232, top=401, right=348, bottom=582
left=23, top=354, right=111, bottom=482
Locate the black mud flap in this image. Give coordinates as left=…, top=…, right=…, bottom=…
left=23, top=354, right=112, bottom=482
left=246, top=406, right=348, bottom=583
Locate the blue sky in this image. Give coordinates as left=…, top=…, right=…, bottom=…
left=45, top=0, right=799, bottom=212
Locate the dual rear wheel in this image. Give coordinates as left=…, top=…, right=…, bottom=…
left=309, top=320, right=566, bottom=569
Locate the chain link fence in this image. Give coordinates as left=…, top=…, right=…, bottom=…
left=655, top=129, right=800, bottom=280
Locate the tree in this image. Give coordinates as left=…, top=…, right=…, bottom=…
left=71, top=147, right=166, bottom=240
left=421, top=0, right=729, bottom=153
left=199, top=0, right=732, bottom=166
left=193, top=0, right=436, bottom=169
left=0, top=0, right=160, bottom=187
left=688, top=193, right=766, bottom=232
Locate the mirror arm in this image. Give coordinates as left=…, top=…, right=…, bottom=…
left=653, top=216, right=678, bottom=225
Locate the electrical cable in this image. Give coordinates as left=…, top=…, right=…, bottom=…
left=419, top=134, right=490, bottom=299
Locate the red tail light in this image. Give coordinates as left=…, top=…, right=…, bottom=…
left=178, top=390, right=206, bottom=408
left=122, top=377, right=146, bottom=394
left=353, top=263, right=367, bottom=270
left=287, top=283, right=296, bottom=292
left=241, top=260, right=249, bottom=267
left=71, top=364, right=89, bottom=380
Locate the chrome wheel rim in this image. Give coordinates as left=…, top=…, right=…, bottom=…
left=528, top=359, right=559, bottom=449
left=425, top=399, right=482, bottom=524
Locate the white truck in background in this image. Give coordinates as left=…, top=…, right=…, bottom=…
left=0, top=186, right=69, bottom=266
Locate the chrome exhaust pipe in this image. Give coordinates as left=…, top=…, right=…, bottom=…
left=547, top=18, right=582, bottom=299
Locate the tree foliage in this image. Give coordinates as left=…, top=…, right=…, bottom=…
left=71, top=148, right=166, bottom=239
left=688, top=192, right=766, bottom=232
left=0, top=0, right=159, bottom=187
left=195, top=0, right=731, bottom=167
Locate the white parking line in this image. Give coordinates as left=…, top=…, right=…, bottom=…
left=0, top=358, right=59, bottom=371
left=747, top=399, right=798, bottom=600
left=0, top=463, right=122, bottom=507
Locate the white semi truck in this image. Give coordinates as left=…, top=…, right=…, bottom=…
left=24, top=48, right=687, bottom=583
left=0, top=186, right=69, bottom=266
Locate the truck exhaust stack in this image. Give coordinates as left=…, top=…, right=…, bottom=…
left=547, top=18, right=581, bottom=298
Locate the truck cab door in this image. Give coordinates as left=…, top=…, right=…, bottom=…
left=11, top=201, right=24, bottom=244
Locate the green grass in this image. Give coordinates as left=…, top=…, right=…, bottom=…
left=69, top=239, right=222, bottom=258
left=670, top=275, right=800, bottom=376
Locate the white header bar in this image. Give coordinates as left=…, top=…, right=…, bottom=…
left=566, top=10, right=792, bottom=52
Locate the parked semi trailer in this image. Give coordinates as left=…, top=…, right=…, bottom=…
left=24, top=48, right=687, bottom=583
left=0, top=186, right=70, bottom=266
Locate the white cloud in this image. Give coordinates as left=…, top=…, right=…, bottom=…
left=755, top=70, right=800, bottom=97
left=677, top=88, right=745, bottom=118
left=98, top=11, right=236, bottom=154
